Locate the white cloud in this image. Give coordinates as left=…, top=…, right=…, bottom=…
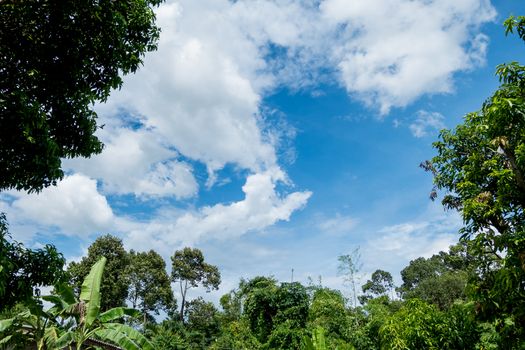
left=121, top=169, right=312, bottom=254
left=362, top=209, right=462, bottom=279
left=409, top=110, right=446, bottom=138
left=318, top=214, right=359, bottom=236
left=321, top=0, right=496, bottom=113
left=8, top=174, right=114, bottom=236
left=65, top=128, right=198, bottom=199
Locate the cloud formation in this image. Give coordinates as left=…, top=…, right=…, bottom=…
left=409, top=110, right=446, bottom=138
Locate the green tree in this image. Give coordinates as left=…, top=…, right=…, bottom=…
left=242, top=278, right=310, bottom=347
left=242, top=277, right=278, bottom=344
left=424, top=16, right=525, bottom=344
left=184, top=297, right=221, bottom=348
left=359, top=270, right=394, bottom=304
left=398, top=244, right=470, bottom=310
left=170, top=247, right=221, bottom=322
left=68, top=234, right=130, bottom=311
left=127, top=250, right=174, bottom=324
left=308, top=288, right=351, bottom=346
left=0, top=0, right=163, bottom=193
left=0, top=213, right=65, bottom=312
left=379, top=299, right=479, bottom=350
left=209, top=320, right=261, bottom=350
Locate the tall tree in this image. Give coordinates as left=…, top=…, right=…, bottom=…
left=0, top=213, right=65, bottom=311
left=127, top=250, right=174, bottom=324
left=338, top=247, right=362, bottom=308
left=359, top=269, right=394, bottom=304
left=0, top=0, right=163, bottom=192
left=424, top=15, right=525, bottom=345
left=68, top=234, right=130, bottom=311
left=170, top=247, right=221, bottom=322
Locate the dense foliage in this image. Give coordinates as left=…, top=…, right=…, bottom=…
left=68, top=234, right=131, bottom=311
left=0, top=213, right=65, bottom=312
left=423, top=15, right=525, bottom=347
left=0, top=0, right=163, bottom=192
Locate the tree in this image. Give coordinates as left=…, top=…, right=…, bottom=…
left=338, top=248, right=362, bottom=308
left=127, top=250, right=174, bottom=324
left=0, top=0, right=163, bottom=193
left=242, top=277, right=279, bottom=344
left=68, top=234, right=130, bottom=311
left=359, top=269, right=394, bottom=304
left=308, top=288, right=351, bottom=345
left=241, top=278, right=310, bottom=347
left=170, top=247, right=221, bottom=322
left=424, top=15, right=525, bottom=344
left=379, top=299, right=479, bottom=350
left=184, top=297, right=221, bottom=348
left=398, top=245, right=470, bottom=310
left=0, top=213, right=65, bottom=311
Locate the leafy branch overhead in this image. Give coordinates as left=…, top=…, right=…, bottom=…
left=0, top=0, right=163, bottom=192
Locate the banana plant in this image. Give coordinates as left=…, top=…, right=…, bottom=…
left=1, top=257, right=153, bottom=349
left=43, top=257, right=154, bottom=350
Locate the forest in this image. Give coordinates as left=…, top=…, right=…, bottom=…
left=1, top=0, right=525, bottom=349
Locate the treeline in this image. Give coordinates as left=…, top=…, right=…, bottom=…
left=0, top=223, right=517, bottom=349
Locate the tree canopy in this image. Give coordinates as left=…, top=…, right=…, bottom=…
left=127, top=249, right=174, bottom=323
left=0, top=213, right=65, bottom=311
left=424, top=15, right=525, bottom=345
left=68, top=234, right=130, bottom=311
left=171, top=247, right=221, bottom=321
left=0, top=0, right=163, bottom=192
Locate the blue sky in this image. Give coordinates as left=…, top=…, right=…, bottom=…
left=2, top=0, right=525, bottom=302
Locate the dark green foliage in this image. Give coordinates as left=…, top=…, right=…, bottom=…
left=67, top=234, right=130, bottom=311
left=243, top=277, right=279, bottom=343
left=380, top=299, right=479, bottom=350
left=425, top=16, right=525, bottom=345
left=398, top=243, right=470, bottom=309
left=171, top=247, right=221, bottom=322
left=127, top=250, right=174, bottom=322
left=308, top=288, right=350, bottom=342
left=184, top=297, right=221, bottom=348
left=147, top=319, right=188, bottom=349
left=273, top=282, right=309, bottom=328
left=210, top=320, right=261, bottom=350
left=242, top=278, right=309, bottom=346
left=0, top=0, right=163, bottom=192
left=0, top=213, right=65, bottom=311
left=264, top=320, right=307, bottom=350
left=359, top=269, right=394, bottom=304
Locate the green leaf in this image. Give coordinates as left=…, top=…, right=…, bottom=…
left=0, top=318, right=14, bottom=332
left=98, top=323, right=154, bottom=350
left=98, top=307, right=140, bottom=323
left=80, top=256, right=106, bottom=327
left=55, top=330, right=75, bottom=348
left=0, top=335, right=13, bottom=345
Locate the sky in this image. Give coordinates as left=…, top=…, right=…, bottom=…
left=2, top=0, right=525, bottom=303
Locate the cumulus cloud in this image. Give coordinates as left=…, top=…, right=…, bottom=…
left=321, top=0, right=496, bottom=113
left=409, top=110, right=446, bottom=138
left=6, top=174, right=114, bottom=236
left=64, top=127, right=198, bottom=199
left=121, top=169, right=312, bottom=253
